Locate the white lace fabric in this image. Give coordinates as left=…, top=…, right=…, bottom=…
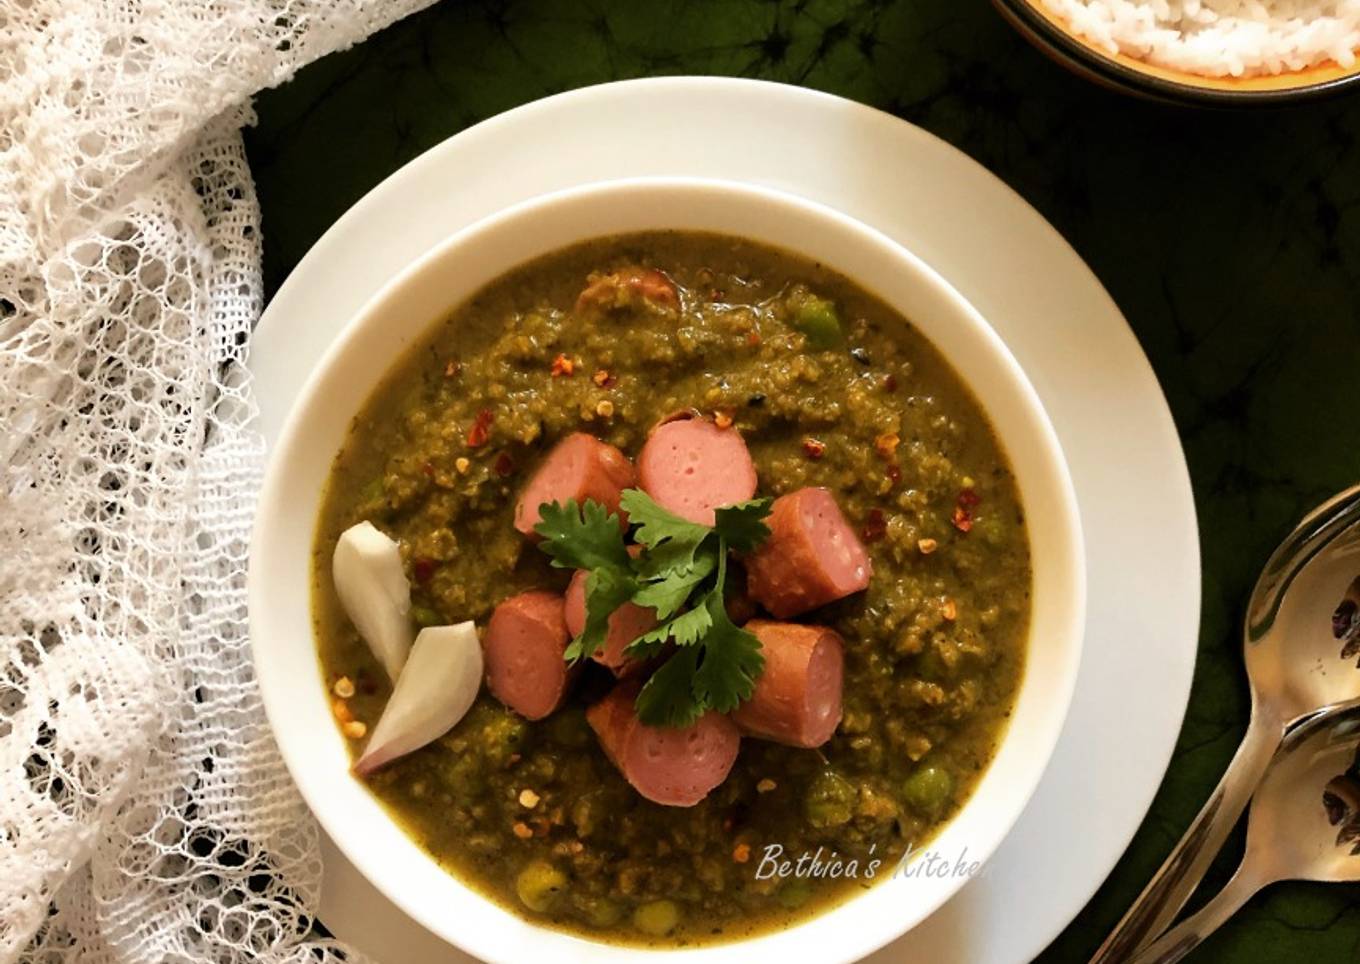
left=0, top=3, right=433, bottom=960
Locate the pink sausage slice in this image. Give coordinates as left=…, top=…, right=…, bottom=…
left=514, top=432, right=636, bottom=537
left=731, top=620, right=844, bottom=748
left=483, top=591, right=577, bottom=720
left=587, top=682, right=741, bottom=807
left=564, top=569, right=658, bottom=676
left=744, top=487, right=872, bottom=618
left=637, top=417, right=757, bottom=526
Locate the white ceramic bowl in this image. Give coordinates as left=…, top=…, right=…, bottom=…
left=248, top=178, right=1086, bottom=964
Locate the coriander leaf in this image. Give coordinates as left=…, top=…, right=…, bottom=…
left=635, top=645, right=704, bottom=728
left=621, top=633, right=668, bottom=663
left=632, top=544, right=718, bottom=619
left=624, top=603, right=713, bottom=660
left=533, top=499, right=630, bottom=571
left=636, top=535, right=712, bottom=581
left=565, top=565, right=637, bottom=663
left=712, top=497, right=774, bottom=553
left=691, top=554, right=765, bottom=713
left=620, top=488, right=709, bottom=554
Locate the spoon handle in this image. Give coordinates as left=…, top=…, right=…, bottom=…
left=1125, top=865, right=1269, bottom=964
left=1089, top=709, right=1279, bottom=963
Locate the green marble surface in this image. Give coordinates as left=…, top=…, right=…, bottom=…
left=243, top=1, right=1360, bottom=959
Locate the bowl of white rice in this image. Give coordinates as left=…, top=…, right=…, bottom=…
left=994, top=0, right=1360, bottom=104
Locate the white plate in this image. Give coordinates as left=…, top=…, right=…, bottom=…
left=250, top=77, right=1199, bottom=963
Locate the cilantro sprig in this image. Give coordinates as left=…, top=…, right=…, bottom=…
left=534, top=499, right=636, bottom=664
left=533, top=489, right=772, bottom=727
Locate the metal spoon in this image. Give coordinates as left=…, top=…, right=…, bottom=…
left=1092, top=483, right=1360, bottom=962
left=1127, top=700, right=1360, bottom=964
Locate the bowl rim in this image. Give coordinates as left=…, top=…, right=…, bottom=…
left=248, top=176, right=1087, bottom=962
left=993, top=0, right=1360, bottom=106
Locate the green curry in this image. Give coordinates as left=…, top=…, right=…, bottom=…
left=312, top=232, right=1031, bottom=946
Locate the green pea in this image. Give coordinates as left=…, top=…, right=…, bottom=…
left=410, top=604, right=442, bottom=627
left=792, top=296, right=843, bottom=349
left=584, top=896, right=624, bottom=928
left=777, top=879, right=814, bottom=910
left=903, top=765, right=954, bottom=817
left=515, top=860, right=567, bottom=913
left=804, top=769, right=856, bottom=828
left=359, top=476, right=385, bottom=501
left=632, top=899, right=680, bottom=937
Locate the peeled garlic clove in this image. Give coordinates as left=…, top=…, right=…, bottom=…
left=354, top=621, right=483, bottom=775
left=333, top=521, right=414, bottom=682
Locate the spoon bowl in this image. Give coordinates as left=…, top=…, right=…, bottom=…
left=1246, top=485, right=1360, bottom=721
left=1131, top=701, right=1360, bottom=964
left=1257, top=704, right=1360, bottom=884
left=1094, top=483, right=1360, bottom=961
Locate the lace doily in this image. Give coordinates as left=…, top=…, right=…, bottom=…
left=1, top=2, right=434, bottom=960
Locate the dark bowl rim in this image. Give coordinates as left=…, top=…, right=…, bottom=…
left=993, top=0, right=1360, bottom=106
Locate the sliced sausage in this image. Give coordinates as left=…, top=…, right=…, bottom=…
left=586, top=681, right=741, bottom=807
left=564, top=569, right=658, bottom=676
left=723, top=559, right=759, bottom=625
left=725, top=585, right=759, bottom=626
left=576, top=267, right=679, bottom=313
left=483, top=591, right=577, bottom=720
left=637, top=417, right=757, bottom=526
left=744, top=487, right=872, bottom=618
left=731, top=620, right=844, bottom=748
left=514, top=432, right=637, bottom=537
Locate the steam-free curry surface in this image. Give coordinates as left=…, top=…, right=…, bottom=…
left=312, top=232, right=1032, bottom=946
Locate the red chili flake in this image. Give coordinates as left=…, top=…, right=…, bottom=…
left=493, top=451, right=515, bottom=477
left=883, top=374, right=898, bottom=393
left=420, top=461, right=434, bottom=478
left=862, top=508, right=888, bottom=543
left=957, top=488, right=981, bottom=509
left=951, top=506, right=974, bottom=533
left=413, top=558, right=437, bottom=584
left=887, top=464, right=902, bottom=484
left=746, top=330, right=762, bottom=348
left=444, top=360, right=461, bottom=378
left=710, top=289, right=727, bottom=302
left=467, top=408, right=494, bottom=448
left=550, top=353, right=575, bottom=377
left=802, top=437, right=826, bottom=460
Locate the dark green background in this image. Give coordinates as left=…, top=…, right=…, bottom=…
left=244, top=1, right=1360, bottom=959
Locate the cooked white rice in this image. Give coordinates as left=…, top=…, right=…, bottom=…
left=1041, top=0, right=1360, bottom=78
